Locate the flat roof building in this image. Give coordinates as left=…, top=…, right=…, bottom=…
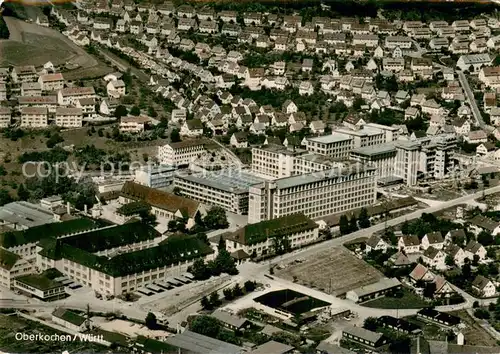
left=346, top=278, right=402, bottom=303
left=248, top=164, right=376, bottom=223
left=174, top=168, right=265, bottom=214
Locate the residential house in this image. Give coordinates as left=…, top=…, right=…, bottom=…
left=365, top=235, right=388, bottom=253
left=119, top=116, right=151, bottom=133
left=51, top=308, right=88, bottom=332
left=421, top=232, right=444, bottom=250
left=444, top=244, right=467, bottom=266
left=465, top=130, right=487, bottom=144
left=230, top=132, right=248, bottom=148
left=106, top=80, right=126, bottom=98
left=422, top=247, right=446, bottom=270
left=180, top=119, right=203, bottom=137
left=472, top=275, right=496, bottom=297
left=409, top=264, right=435, bottom=283
left=464, top=240, right=487, bottom=260
left=398, top=235, right=420, bottom=253
left=468, top=215, right=500, bottom=236
left=21, top=107, right=48, bottom=128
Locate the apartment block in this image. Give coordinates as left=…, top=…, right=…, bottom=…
left=38, top=73, right=65, bottom=91
left=58, top=86, right=96, bottom=105
left=158, top=140, right=207, bottom=166
left=21, top=82, right=42, bottom=97
left=18, top=96, right=58, bottom=113
left=12, top=65, right=37, bottom=83
left=55, top=107, right=83, bottom=128
left=248, top=164, right=377, bottom=223
left=21, top=107, right=48, bottom=128
left=0, top=107, right=11, bottom=128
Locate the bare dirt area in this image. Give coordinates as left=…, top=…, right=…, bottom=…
left=450, top=310, right=497, bottom=347
left=275, top=246, right=384, bottom=296
left=0, top=17, right=110, bottom=79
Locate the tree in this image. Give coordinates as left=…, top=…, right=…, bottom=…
left=474, top=308, right=490, bottom=319
left=17, top=184, right=29, bottom=201
left=358, top=207, right=370, bottom=228
left=190, top=315, right=221, bottom=338
left=218, top=236, right=226, bottom=251
left=147, top=106, right=158, bottom=118
left=423, top=281, right=436, bottom=299
left=145, top=312, right=157, bottom=329
left=204, top=207, right=229, bottom=230
left=130, top=106, right=141, bottom=116
left=339, top=214, right=350, bottom=235
left=191, top=258, right=209, bottom=280
left=209, top=291, right=220, bottom=307
left=244, top=280, right=256, bottom=293
left=215, top=249, right=238, bottom=275
left=223, top=288, right=234, bottom=300
left=232, top=283, right=243, bottom=297
left=473, top=254, right=480, bottom=266
left=349, top=215, right=358, bottom=232
left=114, top=105, right=128, bottom=118
left=478, top=231, right=494, bottom=246
left=195, top=211, right=204, bottom=226
left=0, top=189, right=13, bottom=206
left=200, top=295, right=212, bottom=310
left=46, top=133, right=64, bottom=148
left=445, top=255, right=455, bottom=267
left=0, top=16, right=10, bottom=39
left=170, top=128, right=181, bottom=143
left=138, top=210, right=157, bottom=226
left=0, top=165, right=7, bottom=177
left=363, top=317, right=378, bottom=331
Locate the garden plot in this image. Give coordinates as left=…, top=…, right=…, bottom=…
left=275, top=246, right=384, bottom=296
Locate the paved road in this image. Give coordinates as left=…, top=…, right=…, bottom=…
left=3, top=186, right=500, bottom=324
left=97, top=47, right=150, bottom=84
left=458, top=70, right=485, bottom=129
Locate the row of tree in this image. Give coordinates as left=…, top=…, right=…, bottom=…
left=339, top=207, right=371, bottom=235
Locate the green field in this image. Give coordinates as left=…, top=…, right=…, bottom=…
left=362, top=289, right=429, bottom=309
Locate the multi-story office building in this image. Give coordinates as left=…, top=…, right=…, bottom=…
left=174, top=168, right=265, bottom=214
left=419, top=134, right=457, bottom=179
left=251, top=145, right=344, bottom=179
left=350, top=143, right=398, bottom=183
left=248, top=163, right=377, bottom=223
left=305, top=124, right=397, bottom=159
left=225, top=213, right=319, bottom=257
left=134, top=164, right=176, bottom=189
left=158, top=140, right=208, bottom=166
left=55, top=107, right=83, bottom=128
left=251, top=145, right=303, bottom=178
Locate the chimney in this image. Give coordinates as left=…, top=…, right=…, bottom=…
left=416, top=335, right=420, bottom=354
left=66, top=202, right=70, bottom=215
left=84, top=204, right=88, bottom=214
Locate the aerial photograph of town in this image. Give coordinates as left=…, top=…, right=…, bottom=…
left=2, top=0, right=500, bottom=352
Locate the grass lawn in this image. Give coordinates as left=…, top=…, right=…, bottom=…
left=362, top=289, right=429, bottom=309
